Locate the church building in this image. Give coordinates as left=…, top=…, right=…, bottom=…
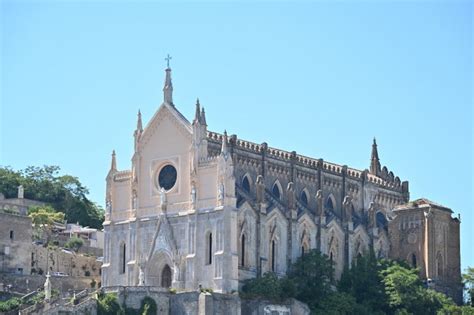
left=101, top=65, right=461, bottom=303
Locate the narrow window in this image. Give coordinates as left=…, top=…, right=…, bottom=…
left=241, top=234, right=246, bottom=267
left=271, top=240, right=276, bottom=272
left=9, top=230, right=14, bottom=240
left=120, top=243, right=126, bottom=274
left=242, top=176, right=250, bottom=193
left=300, top=191, right=308, bottom=206
left=301, top=246, right=305, bottom=256
left=272, top=183, right=281, bottom=199
left=411, top=253, right=417, bottom=268
left=207, top=233, right=213, bottom=265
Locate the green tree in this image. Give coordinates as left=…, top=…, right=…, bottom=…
left=338, top=251, right=388, bottom=314
left=0, top=166, right=104, bottom=228
left=463, top=267, right=474, bottom=306
left=380, top=263, right=455, bottom=315
left=286, top=249, right=334, bottom=311
left=29, top=205, right=65, bottom=243
left=241, top=272, right=288, bottom=301
left=64, top=236, right=84, bottom=252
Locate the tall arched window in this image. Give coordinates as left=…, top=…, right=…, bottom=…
left=120, top=243, right=126, bottom=274
left=271, top=240, right=276, bottom=272
left=325, top=196, right=334, bottom=211
left=411, top=253, right=417, bottom=268
left=242, top=176, right=250, bottom=193
left=300, top=190, right=308, bottom=206
left=272, top=183, right=281, bottom=200
left=436, top=253, right=443, bottom=278
left=241, top=234, right=246, bottom=267
left=161, top=264, right=172, bottom=288
left=206, top=232, right=213, bottom=265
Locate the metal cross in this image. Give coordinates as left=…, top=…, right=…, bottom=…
left=165, top=54, right=172, bottom=68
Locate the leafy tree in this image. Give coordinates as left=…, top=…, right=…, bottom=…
left=0, top=166, right=104, bottom=228
left=463, top=267, right=474, bottom=306
left=241, top=272, right=287, bottom=301
left=64, top=236, right=84, bottom=252
left=29, top=205, right=65, bottom=243
left=97, top=292, right=122, bottom=315
left=338, top=250, right=388, bottom=313
left=286, top=249, right=334, bottom=310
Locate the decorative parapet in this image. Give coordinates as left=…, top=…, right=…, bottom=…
left=114, top=170, right=132, bottom=182
left=208, top=130, right=406, bottom=193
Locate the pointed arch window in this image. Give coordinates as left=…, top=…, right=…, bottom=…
left=325, top=196, right=334, bottom=211
left=242, top=176, right=251, bottom=193
left=300, top=190, right=308, bottom=206
left=161, top=264, right=172, bottom=288
left=272, top=183, right=281, bottom=200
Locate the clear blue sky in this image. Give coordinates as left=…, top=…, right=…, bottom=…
left=1, top=1, right=472, bottom=270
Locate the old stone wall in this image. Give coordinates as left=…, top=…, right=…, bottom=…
left=0, top=213, right=32, bottom=275
left=0, top=274, right=99, bottom=294
left=31, top=245, right=101, bottom=278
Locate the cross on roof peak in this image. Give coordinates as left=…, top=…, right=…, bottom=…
left=165, top=54, right=172, bottom=69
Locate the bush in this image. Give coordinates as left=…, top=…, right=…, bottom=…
left=241, top=272, right=287, bottom=302
left=0, top=297, right=21, bottom=312
left=139, top=297, right=157, bottom=315
left=65, top=237, right=84, bottom=252
left=97, top=293, right=121, bottom=315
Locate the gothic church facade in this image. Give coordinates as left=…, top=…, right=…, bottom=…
left=101, top=66, right=461, bottom=303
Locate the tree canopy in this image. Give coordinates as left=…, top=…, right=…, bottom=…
left=0, top=166, right=104, bottom=228
left=240, top=250, right=474, bottom=315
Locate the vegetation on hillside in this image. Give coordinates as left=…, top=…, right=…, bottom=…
left=241, top=250, right=474, bottom=315
left=0, top=166, right=104, bottom=228
left=97, top=293, right=157, bottom=315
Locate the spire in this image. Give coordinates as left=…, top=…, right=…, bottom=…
left=193, top=98, right=201, bottom=125
left=370, top=137, right=381, bottom=176
left=111, top=150, right=117, bottom=171
left=201, top=107, right=207, bottom=126
left=221, top=130, right=229, bottom=156
left=163, top=54, right=173, bottom=105
left=137, top=110, right=143, bottom=132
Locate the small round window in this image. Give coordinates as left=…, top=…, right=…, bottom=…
left=158, top=165, right=177, bottom=190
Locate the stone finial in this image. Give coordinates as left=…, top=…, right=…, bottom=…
left=221, top=130, right=229, bottom=157
left=163, top=65, right=173, bottom=105
left=193, top=99, right=201, bottom=125
left=17, top=185, right=24, bottom=199
left=137, top=110, right=143, bottom=132
left=110, top=150, right=117, bottom=171
left=44, top=272, right=51, bottom=302
left=368, top=201, right=376, bottom=229
left=316, top=189, right=323, bottom=217
left=256, top=175, right=265, bottom=204
left=201, top=107, right=207, bottom=126
left=287, top=182, right=296, bottom=209
left=370, top=137, right=381, bottom=176
left=343, top=195, right=352, bottom=222
left=160, top=187, right=167, bottom=210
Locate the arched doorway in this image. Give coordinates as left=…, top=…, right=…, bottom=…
left=161, top=265, right=172, bottom=288
left=146, top=251, right=173, bottom=287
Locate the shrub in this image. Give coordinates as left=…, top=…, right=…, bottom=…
left=97, top=293, right=121, bottom=315
left=139, top=297, right=157, bottom=315
left=65, top=237, right=84, bottom=252
left=0, top=297, right=21, bottom=312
